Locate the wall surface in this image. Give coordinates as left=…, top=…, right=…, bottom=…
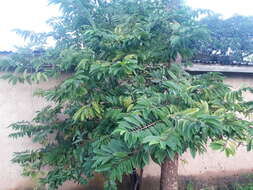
left=0, top=74, right=63, bottom=190
left=1, top=73, right=253, bottom=189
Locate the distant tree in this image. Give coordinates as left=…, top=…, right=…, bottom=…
left=1, top=1, right=253, bottom=190
left=195, top=14, right=253, bottom=63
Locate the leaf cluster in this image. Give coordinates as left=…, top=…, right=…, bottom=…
left=195, top=14, right=253, bottom=62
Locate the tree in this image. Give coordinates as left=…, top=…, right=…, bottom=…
left=194, top=14, right=253, bottom=63
left=1, top=1, right=253, bottom=190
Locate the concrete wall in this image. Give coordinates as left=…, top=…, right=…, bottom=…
left=0, top=74, right=63, bottom=190
left=1, top=73, right=253, bottom=189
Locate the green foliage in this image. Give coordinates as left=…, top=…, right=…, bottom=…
left=236, top=183, right=253, bottom=190
left=1, top=0, right=253, bottom=189
left=195, top=14, right=253, bottom=62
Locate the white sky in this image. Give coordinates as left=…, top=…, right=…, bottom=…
left=1, top=0, right=253, bottom=51
left=188, top=0, right=253, bottom=18
left=0, top=0, right=59, bottom=51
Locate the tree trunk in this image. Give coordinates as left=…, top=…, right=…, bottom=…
left=160, top=155, right=179, bottom=190
left=139, top=168, right=143, bottom=190
left=130, top=168, right=143, bottom=190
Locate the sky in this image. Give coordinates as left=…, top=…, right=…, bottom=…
left=188, top=0, right=253, bottom=18
left=0, top=0, right=59, bottom=51
left=1, top=0, right=253, bottom=51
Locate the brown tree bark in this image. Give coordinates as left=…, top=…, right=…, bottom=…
left=160, top=155, right=179, bottom=190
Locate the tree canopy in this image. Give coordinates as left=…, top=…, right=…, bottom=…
left=195, top=14, right=253, bottom=63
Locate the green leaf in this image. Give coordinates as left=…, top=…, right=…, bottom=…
left=142, top=136, right=160, bottom=145
left=247, top=139, right=252, bottom=152
left=190, top=147, right=196, bottom=158
left=124, top=116, right=140, bottom=127
left=179, top=108, right=199, bottom=116
left=210, top=141, right=225, bottom=150
left=167, top=70, right=178, bottom=81
left=113, top=152, right=128, bottom=158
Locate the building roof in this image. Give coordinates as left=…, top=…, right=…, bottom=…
left=192, top=59, right=253, bottom=66
left=185, top=63, right=253, bottom=73
left=185, top=57, right=253, bottom=73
